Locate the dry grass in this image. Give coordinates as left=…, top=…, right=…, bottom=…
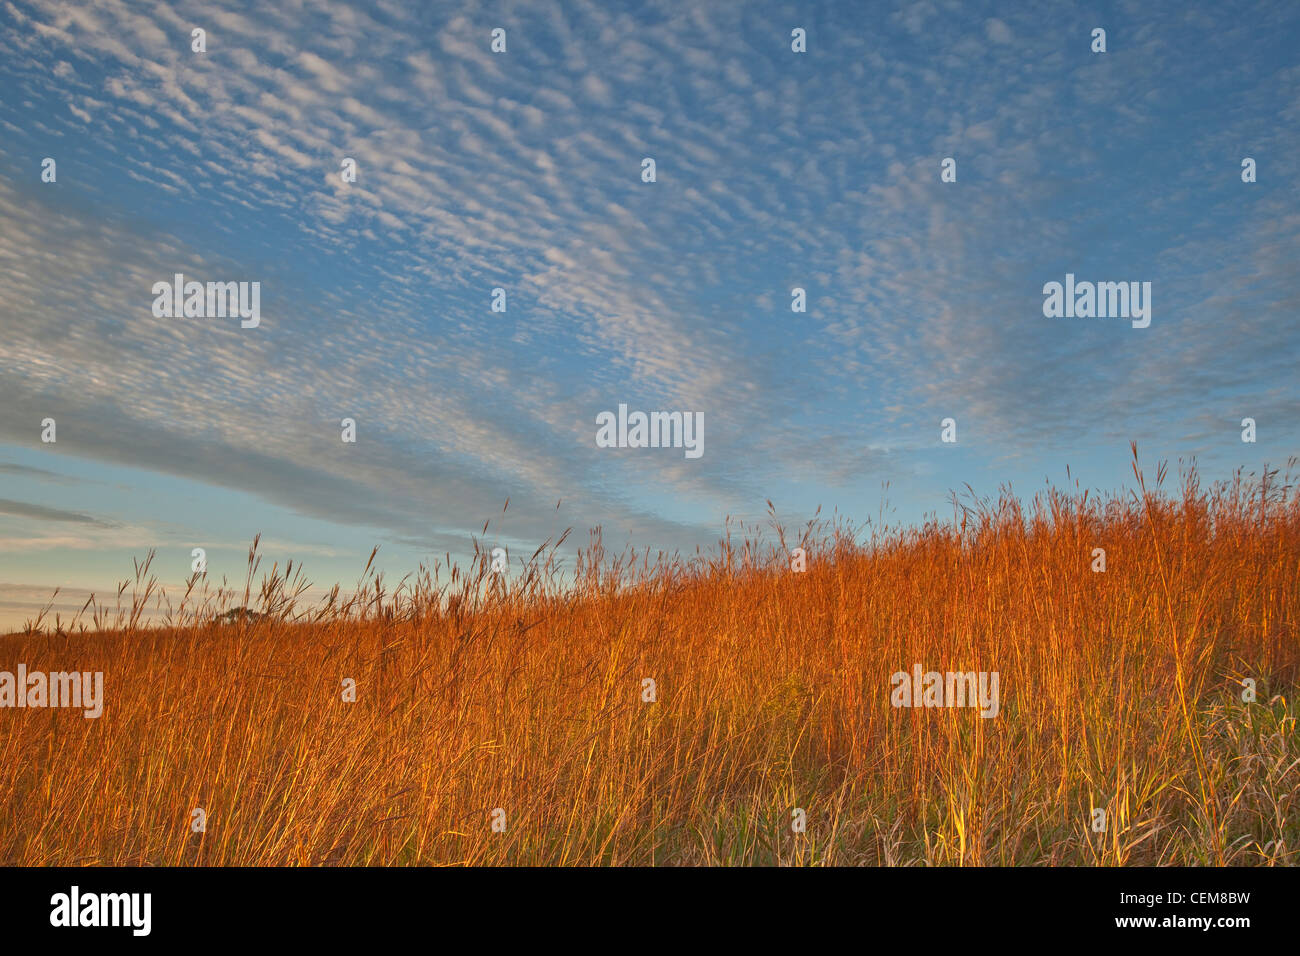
left=2, top=448, right=1298, bottom=866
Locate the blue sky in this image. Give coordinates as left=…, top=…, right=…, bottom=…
left=1, top=0, right=1297, bottom=631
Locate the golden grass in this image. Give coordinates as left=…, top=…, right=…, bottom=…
left=2, top=448, right=1297, bottom=866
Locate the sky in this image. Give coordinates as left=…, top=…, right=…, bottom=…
left=0, top=0, right=1297, bottom=632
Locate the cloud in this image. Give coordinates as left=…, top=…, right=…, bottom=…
left=0, top=462, right=86, bottom=483
left=0, top=0, right=1296, bottom=575
left=0, top=497, right=112, bottom=526
left=984, top=18, right=1013, bottom=44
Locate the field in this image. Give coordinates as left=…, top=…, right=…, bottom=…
left=2, top=451, right=1298, bottom=866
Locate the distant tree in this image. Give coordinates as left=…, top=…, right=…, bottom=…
left=220, top=607, right=263, bottom=624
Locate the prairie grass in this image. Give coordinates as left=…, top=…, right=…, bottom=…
left=2, top=449, right=1297, bottom=866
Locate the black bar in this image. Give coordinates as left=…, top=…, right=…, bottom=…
left=0, top=865, right=1290, bottom=943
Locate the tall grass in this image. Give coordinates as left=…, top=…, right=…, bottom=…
left=2, top=449, right=1297, bottom=865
